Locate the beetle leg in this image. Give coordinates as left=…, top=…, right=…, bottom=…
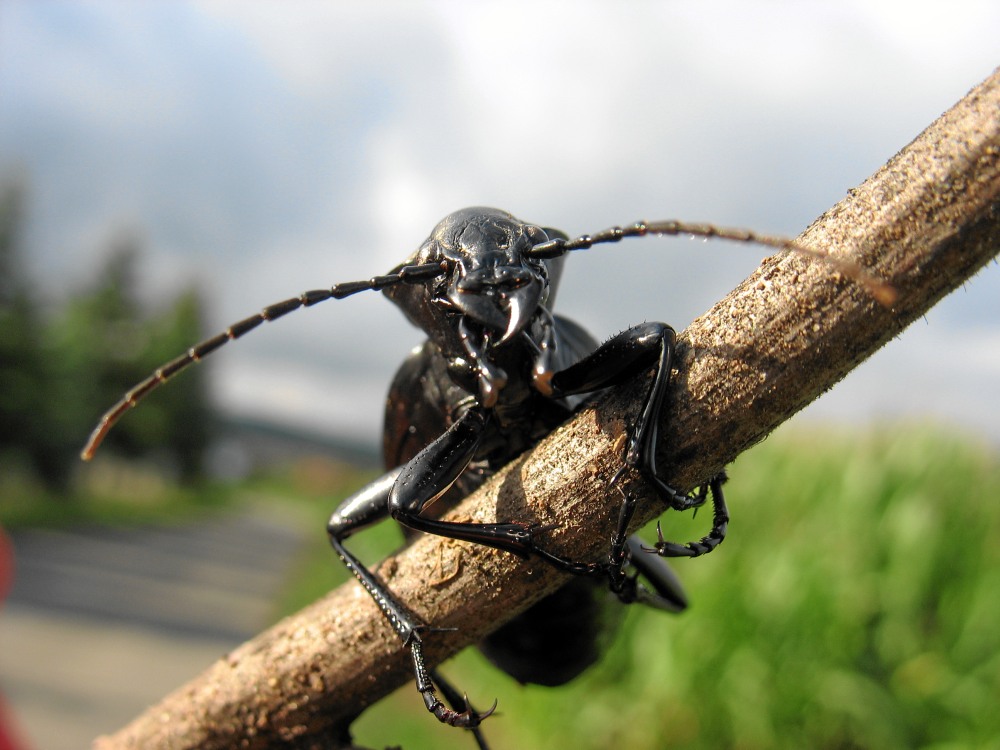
left=611, top=537, right=689, bottom=612
left=389, top=407, right=587, bottom=567
left=328, top=406, right=586, bottom=732
left=549, top=323, right=728, bottom=567
left=430, top=669, right=492, bottom=750
left=548, top=322, right=696, bottom=503
left=548, top=321, right=709, bottom=513
left=603, top=465, right=639, bottom=593
left=326, top=466, right=403, bottom=539
left=327, top=465, right=496, bottom=732
left=647, top=471, right=730, bottom=558
left=599, top=466, right=687, bottom=611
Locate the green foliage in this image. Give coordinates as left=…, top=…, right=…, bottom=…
left=49, top=235, right=211, bottom=480
left=0, top=180, right=212, bottom=490
left=334, top=426, right=1000, bottom=750
left=0, top=469, right=235, bottom=529
left=0, top=181, right=49, bottom=471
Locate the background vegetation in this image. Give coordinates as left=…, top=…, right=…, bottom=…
left=0, top=180, right=212, bottom=496
left=272, top=426, right=999, bottom=750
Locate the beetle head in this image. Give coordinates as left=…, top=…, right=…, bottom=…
left=440, top=213, right=549, bottom=344
left=385, top=207, right=565, bottom=348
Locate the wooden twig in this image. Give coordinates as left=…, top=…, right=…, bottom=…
left=95, top=67, right=1000, bottom=750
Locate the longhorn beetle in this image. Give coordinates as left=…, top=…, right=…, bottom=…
left=82, top=207, right=894, bottom=747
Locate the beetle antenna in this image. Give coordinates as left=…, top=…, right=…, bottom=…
left=80, top=260, right=445, bottom=461
left=526, top=220, right=897, bottom=307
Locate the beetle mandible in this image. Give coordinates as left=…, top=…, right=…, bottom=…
left=82, top=207, right=893, bottom=746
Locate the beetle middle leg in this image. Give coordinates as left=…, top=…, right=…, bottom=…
left=649, top=471, right=730, bottom=558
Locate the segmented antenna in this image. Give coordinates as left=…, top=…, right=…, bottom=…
left=526, top=220, right=897, bottom=307
left=82, top=217, right=897, bottom=462
left=80, top=261, right=445, bottom=461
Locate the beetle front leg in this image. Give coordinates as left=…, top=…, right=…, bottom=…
left=389, top=406, right=584, bottom=566
left=329, top=406, right=578, bottom=734
left=327, top=465, right=495, bottom=733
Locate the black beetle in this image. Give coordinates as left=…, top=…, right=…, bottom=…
left=82, top=207, right=890, bottom=747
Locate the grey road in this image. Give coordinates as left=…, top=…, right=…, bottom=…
left=0, top=500, right=313, bottom=750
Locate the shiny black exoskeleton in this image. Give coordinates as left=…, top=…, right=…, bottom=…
left=325, top=209, right=728, bottom=741
left=82, top=207, right=741, bottom=748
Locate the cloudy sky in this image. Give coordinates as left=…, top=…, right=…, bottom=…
left=1, top=1, right=998, bottom=449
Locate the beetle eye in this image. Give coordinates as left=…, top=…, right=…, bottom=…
left=525, top=225, right=549, bottom=245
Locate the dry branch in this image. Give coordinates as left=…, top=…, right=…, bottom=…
left=95, top=67, right=1000, bottom=750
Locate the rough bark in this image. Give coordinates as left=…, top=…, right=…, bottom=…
left=95, top=67, right=1000, bottom=750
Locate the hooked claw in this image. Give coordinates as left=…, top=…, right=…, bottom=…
left=641, top=520, right=700, bottom=558
left=425, top=691, right=498, bottom=729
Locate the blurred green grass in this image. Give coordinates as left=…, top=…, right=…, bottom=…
left=0, top=459, right=237, bottom=529
left=287, top=424, right=1000, bottom=750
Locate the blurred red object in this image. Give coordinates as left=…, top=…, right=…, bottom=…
left=0, top=525, right=31, bottom=750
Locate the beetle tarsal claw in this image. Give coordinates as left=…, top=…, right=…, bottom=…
left=479, top=698, right=499, bottom=721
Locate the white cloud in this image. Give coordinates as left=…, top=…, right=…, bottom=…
left=803, top=325, right=1000, bottom=441
left=2, top=0, right=998, bottom=444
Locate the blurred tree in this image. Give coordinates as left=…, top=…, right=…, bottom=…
left=139, top=287, right=212, bottom=482
left=0, top=178, right=212, bottom=489
left=0, top=179, right=58, bottom=481
left=51, top=231, right=212, bottom=483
